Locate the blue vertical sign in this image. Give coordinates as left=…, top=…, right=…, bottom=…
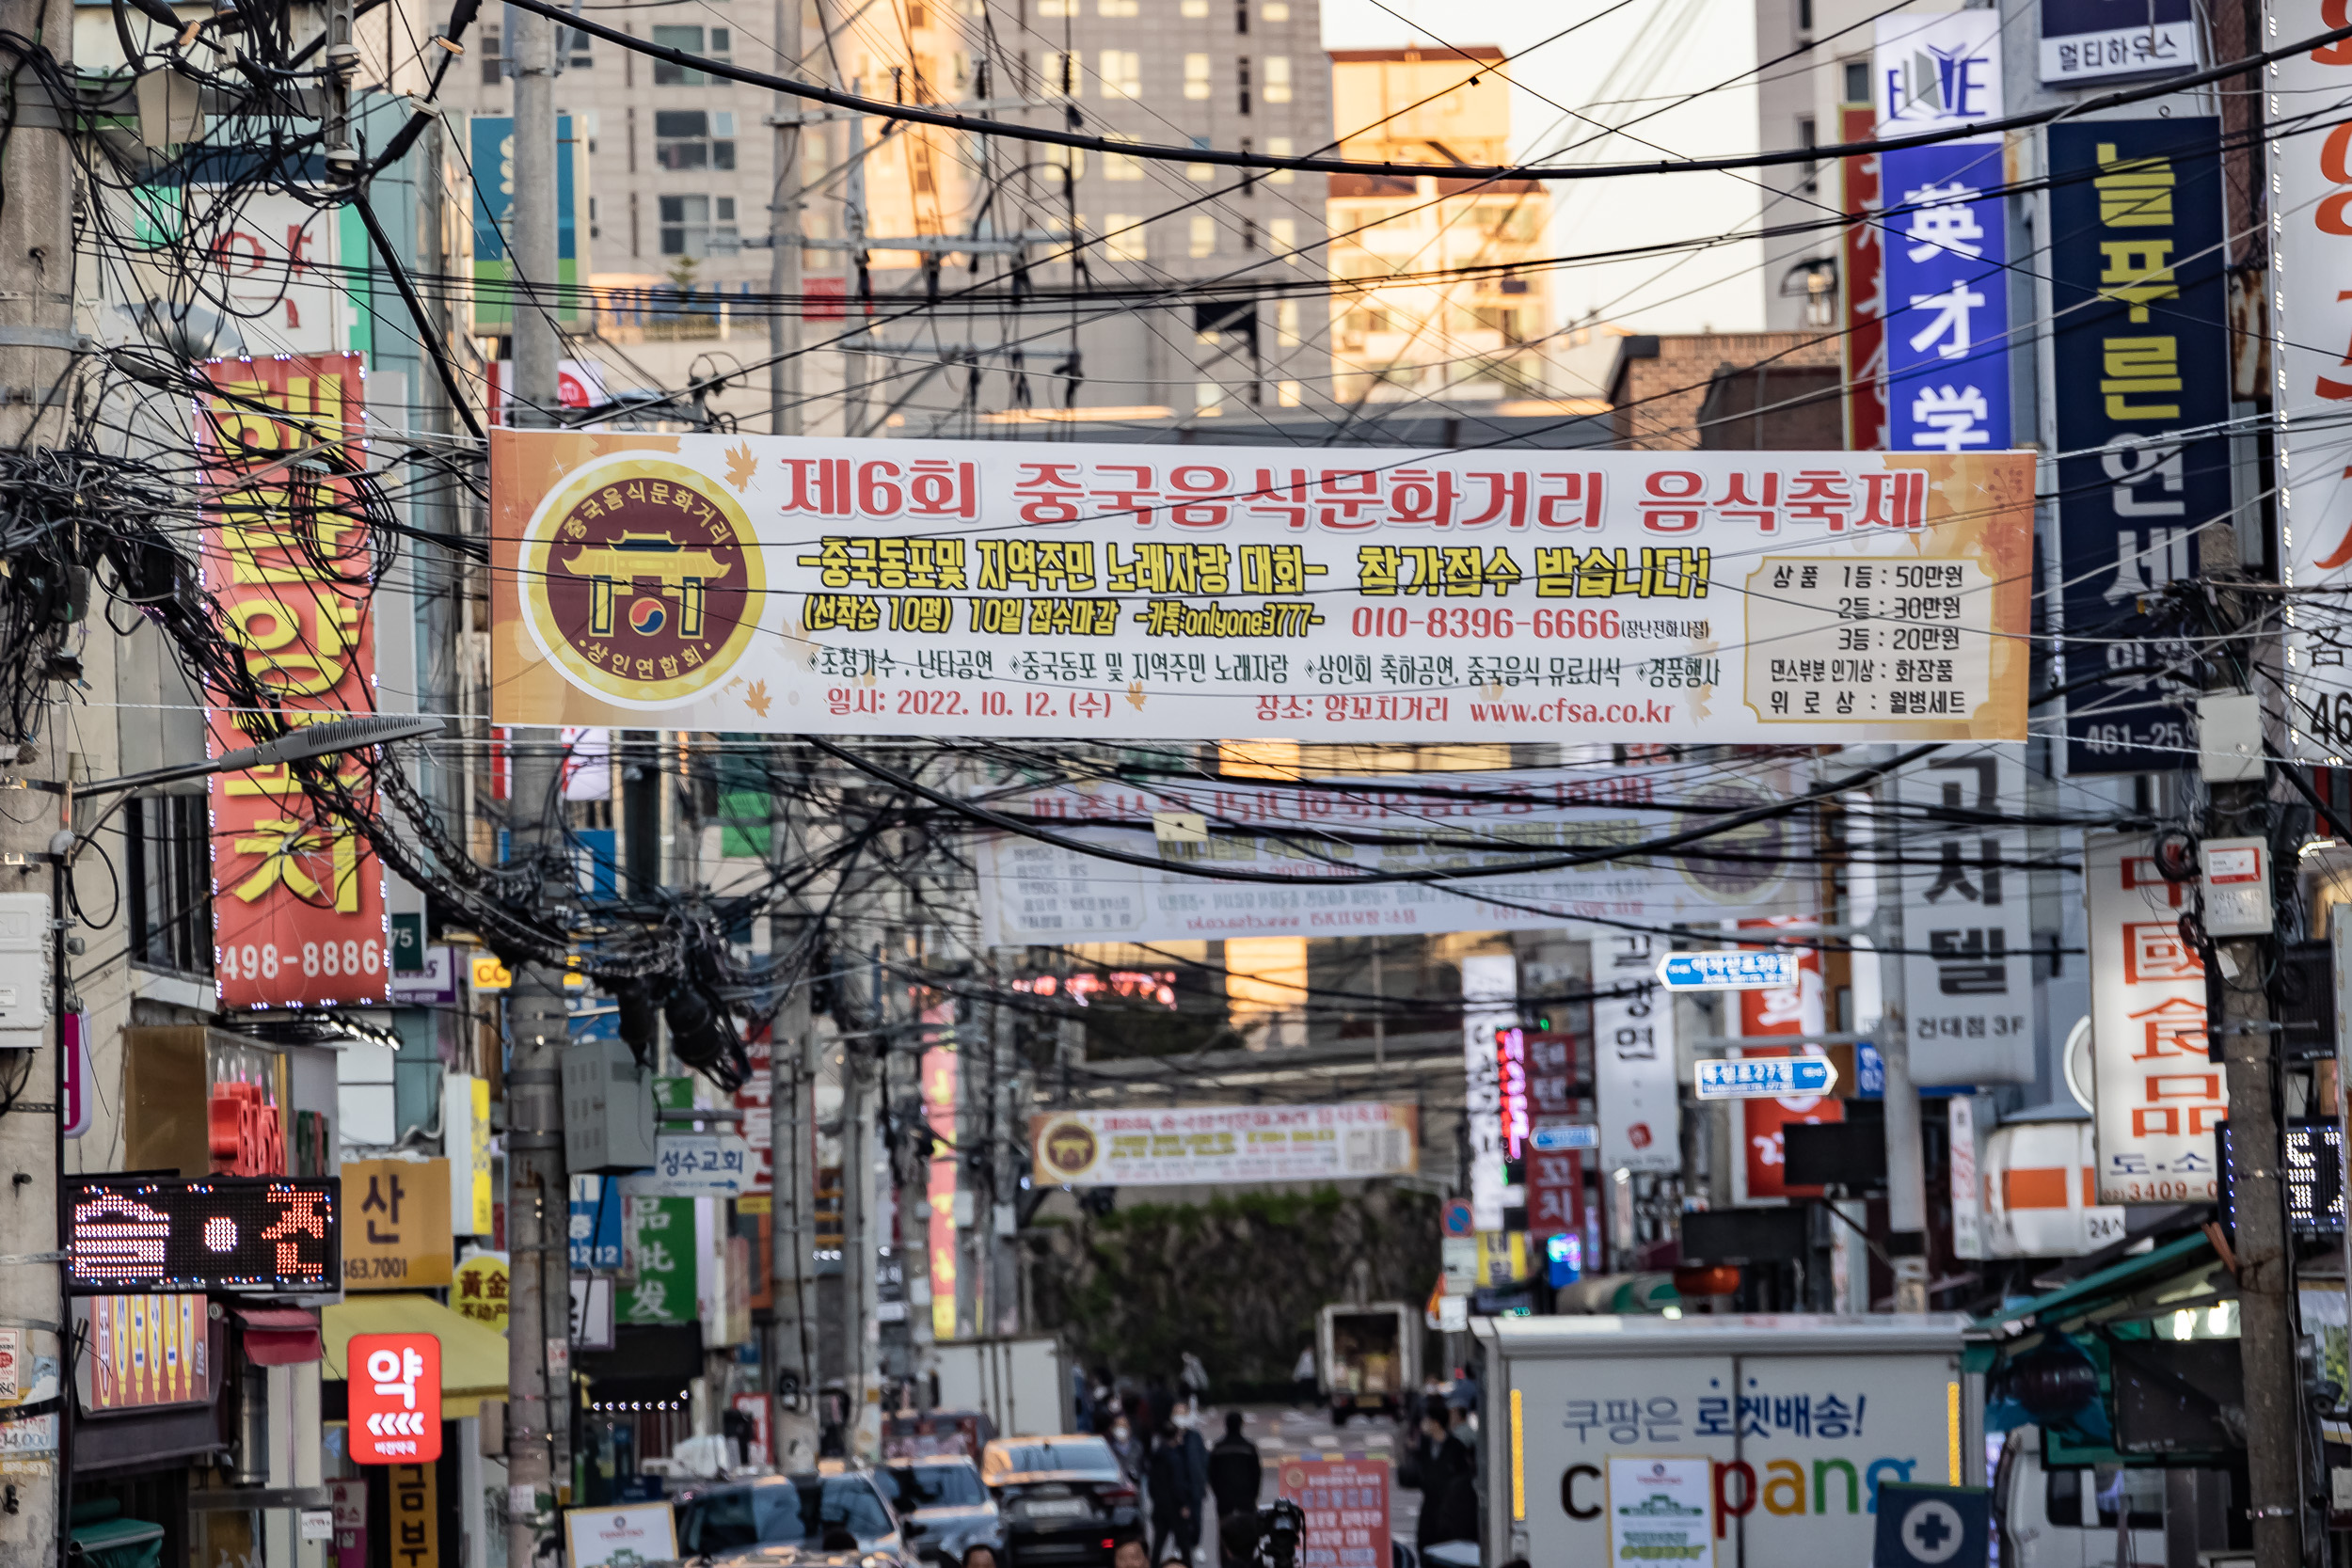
left=2048, top=119, right=2228, bottom=774
left=569, top=1173, right=624, bottom=1270
left=1882, top=143, right=2011, bottom=454
left=469, top=114, right=579, bottom=325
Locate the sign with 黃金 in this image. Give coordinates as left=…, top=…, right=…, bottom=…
left=452, top=1252, right=509, bottom=1334
left=1029, top=1104, right=1418, bottom=1187
left=342, top=1159, right=453, bottom=1291
left=489, top=432, right=2033, bottom=742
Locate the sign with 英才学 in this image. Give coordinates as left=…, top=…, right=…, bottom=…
left=342, top=1160, right=453, bottom=1291
left=488, top=433, right=2033, bottom=743
left=1695, top=1056, right=1838, bottom=1101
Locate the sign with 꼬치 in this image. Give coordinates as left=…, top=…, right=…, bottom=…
left=1658, top=950, right=1803, bottom=990
left=488, top=432, right=2033, bottom=742
left=1030, top=1104, right=1418, bottom=1187
left=1695, top=1056, right=1839, bottom=1101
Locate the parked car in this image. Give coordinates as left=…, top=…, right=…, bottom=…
left=884, top=1455, right=1006, bottom=1568
left=977, top=1435, right=1142, bottom=1567
left=674, top=1471, right=910, bottom=1564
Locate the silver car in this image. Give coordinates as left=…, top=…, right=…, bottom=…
left=674, top=1472, right=911, bottom=1564
left=885, top=1456, right=1006, bottom=1568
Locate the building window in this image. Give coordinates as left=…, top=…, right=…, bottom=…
left=1189, top=214, right=1216, bottom=257
left=1195, top=382, right=1224, bottom=416
left=1104, top=214, right=1148, bottom=261
left=1184, top=53, right=1212, bottom=99
left=1041, top=50, right=1082, bottom=97
left=126, top=795, right=214, bottom=976
left=1799, top=115, right=1817, bottom=194
left=1104, top=134, right=1142, bottom=179
left=652, top=25, right=728, bottom=86
left=1277, top=379, right=1301, bottom=406
left=655, top=110, right=737, bottom=170
left=1098, top=0, right=1138, bottom=14
left=1265, top=134, right=1295, bottom=183
left=1277, top=298, right=1299, bottom=344
left=1099, top=49, right=1141, bottom=97
left=1843, top=58, right=1868, bottom=103
left=1181, top=0, right=1207, bottom=13
left=1043, top=142, right=1086, bottom=183
left=907, top=0, right=927, bottom=24
left=1234, top=0, right=1247, bottom=31
left=480, top=25, right=503, bottom=83
left=1263, top=1, right=1288, bottom=16
left=560, top=24, right=591, bottom=67
left=1036, top=0, right=1072, bottom=13
left=1262, top=54, right=1291, bottom=102
left=660, top=194, right=739, bottom=257
left=1268, top=215, right=1295, bottom=263
left=1236, top=55, right=1251, bottom=114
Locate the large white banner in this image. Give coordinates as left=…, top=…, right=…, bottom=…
left=489, top=433, right=2034, bottom=742
left=1897, top=746, right=2035, bottom=1084
left=1027, top=1104, right=1419, bottom=1187
left=2085, top=833, right=2222, bottom=1204
left=1593, top=931, right=1679, bottom=1174
left=1463, top=953, right=1518, bottom=1230
left=2272, top=4, right=2352, bottom=757
left=972, top=764, right=1824, bottom=947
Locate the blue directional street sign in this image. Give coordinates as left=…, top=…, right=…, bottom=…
left=1530, top=1123, right=1598, bottom=1151
left=1655, top=949, right=1803, bottom=991
left=1874, top=1483, right=1990, bottom=1568
left=1693, top=1055, right=1839, bottom=1101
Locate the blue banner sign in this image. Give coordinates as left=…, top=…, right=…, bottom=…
left=1656, top=950, right=1804, bottom=991
left=1694, top=1056, right=1840, bottom=1101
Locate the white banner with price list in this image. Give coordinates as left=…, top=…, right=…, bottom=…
left=489, top=434, right=2033, bottom=742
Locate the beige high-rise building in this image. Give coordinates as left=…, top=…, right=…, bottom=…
left=1325, top=48, right=1556, bottom=405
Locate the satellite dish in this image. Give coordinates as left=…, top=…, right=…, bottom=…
left=2062, top=1016, right=2095, bottom=1114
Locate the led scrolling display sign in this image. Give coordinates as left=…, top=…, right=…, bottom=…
left=66, top=1178, right=341, bottom=1293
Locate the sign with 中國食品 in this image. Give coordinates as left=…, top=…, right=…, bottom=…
left=2085, top=833, right=2222, bottom=1203
left=487, top=432, right=2033, bottom=742
left=1030, top=1104, right=1418, bottom=1187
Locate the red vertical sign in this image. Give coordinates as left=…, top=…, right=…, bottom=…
left=1278, top=1456, right=1391, bottom=1568
left=347, top=1332, right=442, bottom=1464
left=198, top=356, right=389, bottom=1008
left=1527, top=1148, right=1582, bottom=1242
left=1736, top=925, right=1838, bottom=1202
left=921, top=1042, right=958, bottom=1339
left=1840, top=103, right=1886, bottom=451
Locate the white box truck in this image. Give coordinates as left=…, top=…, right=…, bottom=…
left=1319, top=1301, right=1418, bottom=1425
left=1475, top=1314, right=1981, bottom=1568
left=930, top=1335, right=1073, bottom=1438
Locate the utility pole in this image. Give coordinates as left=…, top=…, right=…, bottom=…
left=768, top=0, right=803, bottom=436
left=510, top=0, right=560, bottom=425
left=1858, top=764, right=1929, bottom=1312
left=844, top=132, right=869, bottom=440
left=770, top=954, right=818, bottom=1470
left=0, top=0, right=72, bottom=1553
left=2202, top=523, right=2298, bottom=1568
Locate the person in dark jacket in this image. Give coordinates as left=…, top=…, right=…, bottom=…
left=1205, top=1410, right=1262, bottom=1521
left=1148, top=1418, right=1208, bottom=1565
left=1413, top=1409, right=1477, bottom=1548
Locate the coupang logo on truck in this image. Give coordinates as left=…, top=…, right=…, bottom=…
left=1555, top=1383, right=1931, bottom=1535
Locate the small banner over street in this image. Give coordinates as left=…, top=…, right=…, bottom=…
left=489, top=433, right=2032, bottom=740
left=1029, top=1104, right=1418, bottom=1187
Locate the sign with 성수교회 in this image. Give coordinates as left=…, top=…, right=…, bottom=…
left=488, top=432, right=2033, bottom=743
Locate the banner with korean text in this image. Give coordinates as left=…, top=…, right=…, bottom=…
left=971, top=762, right=1823, bottom=947
left=2271, top=6, right=2352, bottom=759
left=488, top=432, right=2033, bottom=742
left=1029, top=1104, right=1418, bottom=1187
left=2048, top=119, right=2229, bottom=774
left=1593, top=932, right=1680, bottom=1174
left=2085, top=833, right=2221, bottom=1204
left=198, top=356, right=390, bottom=1009
left=1896, top=746, right=2034, bottom=1084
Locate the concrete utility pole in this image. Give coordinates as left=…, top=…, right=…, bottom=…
left=768, top=0, right=803, bottom=436
left=2201, top=524, right=2298, bottom=1568
left=770, top=966, right=818, bottom=1469
left=510, top=0, right=560, bottom=424
left=0, top=0, right=73, bottom=1553
left=1855, top=769, right=1929, bottom=1312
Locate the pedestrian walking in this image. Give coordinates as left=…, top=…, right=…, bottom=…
left=1206, top=1410, right=1262, bottom=1520
left=1412, top=1408, right=1476, bottom=1550
left=1290, top=1345, right=1316, bottom=1407
left=1179, top=1351, right=1210, bottom=1410
left=1108, top=1412, right=1146, bottom=1483
left=1148, top=1417, right=1207, bottom=1566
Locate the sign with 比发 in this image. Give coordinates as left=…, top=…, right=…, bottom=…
left=341, top=1160, right=453, bottom=1291
left=971, top=758, right=1824, bottom=947
left=1897, top=747, right=2034, bottom=1084
left=1029, top=1104, right=1419, bottom=1188
left=2047, top=119, right=2229, bottom=774
left=197, top=355, right=390, bottom=1010
left=349, top=1333, right=441, bottom=1465
left=2086, top=833, right=2222, bottom=1203
left=488, top=431, right=2033, bottom=743
left=66, top=1177, right=339, bottom=1293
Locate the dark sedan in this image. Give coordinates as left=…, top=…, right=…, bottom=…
left=885, top=1455, right=1006, bottom=1568
left=977, top=1436, right=1142, bottom=1568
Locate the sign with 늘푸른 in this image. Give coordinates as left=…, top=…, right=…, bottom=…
left=1656, top=949, right=1801, bottom=991
left=1695, top=1055, right=1839, bottom=1101
left=1029, top=1104, right=1418, bottom=1187
left=487, top=431, right=2033, bottom=743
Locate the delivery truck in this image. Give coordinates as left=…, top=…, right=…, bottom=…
left=1475, top=1313, right=1979, bottom=1568
left=1318, top=1301, right=1418, bottom=1425
left=930, top=1335, right=1072, bottom=1438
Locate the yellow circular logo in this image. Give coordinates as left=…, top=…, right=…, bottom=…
left=522, top=457, right=765, bottom=704
left=1041, top=1118, right=1100, bottom=1179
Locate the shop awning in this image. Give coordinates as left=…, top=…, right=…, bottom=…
left=322, top=1294, right=510, bottom=1419
left=233, top=1307, right=323, bottom=1367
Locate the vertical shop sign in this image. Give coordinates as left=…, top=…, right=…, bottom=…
left=622, top=1195, right=697, bottom=1324
left=2269, top=5, right=2352, bottom=758
left=920, top=1045, right=958, bottom=1340
left=1841, top=103, right=1886, bottom=451
left=1461, top=954, right=1518, bottom=1229
left=342, top=1160, right=454, bottom=1291
left=1897, top=748, right=2036, bottom=1083
left=388, top=1462, right=439, bottom=1568
left=1736, top=928, right=1836, bottom=1203
left=2086, top=834, right=2222, bottom=1202
left=2048, top=119, right=2229, bottom=773
left=1594, top=933, right=1679, bottom=1174
left=197, top=355, right=390, bottom=1008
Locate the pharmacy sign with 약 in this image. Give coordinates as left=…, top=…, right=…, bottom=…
left=489, top=433, right=2032, bottom=742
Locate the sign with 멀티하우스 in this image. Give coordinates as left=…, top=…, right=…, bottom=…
left=972, top=759, right=1825, bottom=946
left=1898, top=747, right=2034, bottom=1084
left=1695, top=1056, right=1839, bottom=1101
left=1605, top=1456, right=1713, bottom=1567
left=342, top=1160, right=453, bottom=1291
left=1657, top=949, right=1803, bottom=991
left=1275, top=1456, right=1391, bottom=1568
left=2039, top=0, right=2200, bottom=85
left=67, top=1177, right=340, bottom=1294
left=647, top=1133, right=755, bottom=1196
left=2085, top=833, right=2222, bottom=1203
left=1028, top=1104, right=1418, bottom=1187
left=486, top=430, right=2034, bottom=744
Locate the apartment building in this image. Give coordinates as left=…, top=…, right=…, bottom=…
left=1324, top=47, right=1557, bottom=404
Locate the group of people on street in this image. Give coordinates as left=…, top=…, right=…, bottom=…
left=1083, top=1359, right=1262, bottom=1568
left=1402, top=1381, right=1481, bottom=1553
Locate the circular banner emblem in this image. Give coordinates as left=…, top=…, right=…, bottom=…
left=1040, top=1118, right=1099, bottom=1180
left=522, top=457, right=764, bottom=704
